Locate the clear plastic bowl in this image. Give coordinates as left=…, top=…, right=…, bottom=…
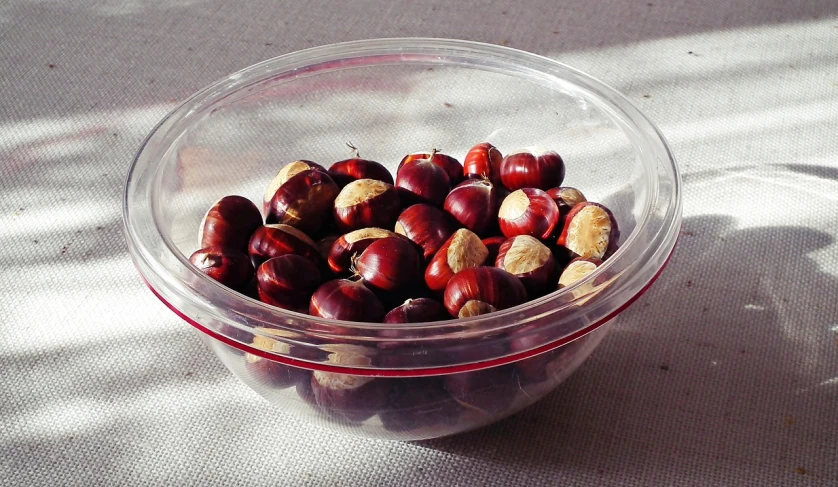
left=123, top=38, right=681, bottom=440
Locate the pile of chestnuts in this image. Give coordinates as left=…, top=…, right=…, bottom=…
left=189, top=143, right=619, bottom=432
left=191, top=143, right=619, bottom=322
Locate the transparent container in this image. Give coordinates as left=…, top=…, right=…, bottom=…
left=123, top=38, right=681, bottom=440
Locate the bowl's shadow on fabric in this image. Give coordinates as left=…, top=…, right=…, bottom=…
left=414, top=214, right=837, bottom=479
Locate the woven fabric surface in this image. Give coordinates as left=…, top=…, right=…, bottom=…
left=1, top=0, right=837, bottom=485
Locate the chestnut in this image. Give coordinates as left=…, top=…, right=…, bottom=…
left=309, top=278, right=386, bottom=322
left=546, top=186, right=587, bottom=215
left=398, top=151, right=463, bottom=185
left=443, top=365, right=518, bottom=415
left=247, top=224, right=320, bottom=267
left=556, top=202, right=620, bottom=260
left=395, top=203, right=457, bottom=261
left=266, top=169, right=340, bottom=236
left=425, top=229, right=489, bottom=292
left=494, top=235, right=557, bottom=296
left=263, top=160, right=326, bottom=213
left=463, top=142, right=503, bottom=185
left=380, top=377, right=461, bottom=432
left=328, top=158, right=393, bottom=187
left=245, top=353, right=311, bottom=390
left=189, top=246, right=254, bottom=291
left=443, top=178, right=499, bottom=236
left=395, top=153, right=451, bottom=207
left=315, top=235, right=340, bottom=262
left=333, top=179, right=401, bottom=232
left=311, top=371, right=392, bottom=423
left=499, top=147, right=565, bottom=191
left=481, top=236, right=507, bottom=265
left=557, top=256, right=603, bottom=301
left=198, top=195, right=263, bottom=252
left=355, top=237, right=423, bottom=293
left=327, top=228, right=401, bottom=274
left=256, top=255, right=321, bottom=312
left=498, top=188, right=560, bottom=240
left=383, top=297, right=448, bottom=324
left=443, top=266, right=527, bottom=318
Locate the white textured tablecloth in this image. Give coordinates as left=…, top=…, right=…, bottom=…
left=2, top=1, right=837, bottom=485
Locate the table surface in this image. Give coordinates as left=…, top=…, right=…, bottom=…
left=2, top=1, right=837, bottom=485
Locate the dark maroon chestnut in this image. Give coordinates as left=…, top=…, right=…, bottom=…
left=189, top=246, right=254, bottom=291
left=263, top=160, right=326, bottom=213
left=557, top=202, right=619, bottom=260
left=266, top=169, right=340, bottom=235
left=355, top=237, right=422, bottom=293
left=245, top=353, right=311, bottom=389
left=309, top=278, right=386, bottom=322
left=481, top=236, right=506, bottom=265
left=443, top=178, right=499, bottom=236
left=425, top=229, right=489, bottom=292
left=463, top=142, right=503, bottom=185
left=547, top=187, right=587, bottom=215
left=247, top=224, right=320, bottom=267
left=315, top=235, right=340, bottom=262
left=380, top=377, right=461, bottom=432
left=199, top=195, right=262, bottom=252
left=328, top=158, right=393, bottom=187
left=395, top=203, right=458, bottom=261
left=443, top=365, right=518, bottom=415
left=499, top=148, right=565, bottom=191
left=395, top=154, right=451, bottom=207
left=443, top=267, right=527, bottom=318
left=495, top=235, right=557, bottom=297
left=327, top=228, right=401, bottom=274
left=510, top=329, right=587, bottom=385
left=310, top=371, right=392, bottom=423
left=399, top=151, right=463, bottom=185
left=498, top=188, right=560, bottom=240
left=256, top=255, right=321, bottom=312
left=383, top=298, right=448, bottom=323
left=333, top=179, right=401, bottom=232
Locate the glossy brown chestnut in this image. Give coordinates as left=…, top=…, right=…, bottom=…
left=247, top=224, right=320, bottom=267
left=443, top=178, right=499, bottom=236
left=383, top=298, right=449, bottom=324
left=443, top=365, right=518, bottom=415
left=481, top=236, right=507, bottom=265
left=311, top=371, right=392, bottom=423
left=498, top=188, right=560, bottom=240
left=557, top=202, right=620, bottom=259
left=328, top=158, right=393, bottom=187
left=398, top=151, right=463, bottom=185
left=495, top=235, right=557, bottom=296
left=499, top=147, right=565, bottom=191
left=189, top=246, right=254, bottom=291
left=309, top=278, right=386, bottom=322
left=395, top=155, right=451, bottom=207
left=263, top=160, right=326, bottom=212
left=355, top=237, right=422, bottom=293
left=266, top=169, right=340, bottom=235
left=442, top=266, right=527, bottom=318
left=425, top=229, right=489, bottom=292
left=546, top=187, right=587, bottom=214
left=395, top=203, right=458, bottom=261
left=327, top=228, right=397, bottom=274
left=256, top=255, right=321, bottom=312
left=198, top=195, right=263, bottom=252
left=463, top=142, right=503, bottom=185
left=333, top=179, right=401, bottom=232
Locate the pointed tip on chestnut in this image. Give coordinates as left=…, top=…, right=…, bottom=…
left=189, top=246, right=254, bottom=291
left=395, top=156, right=451, bottom=207
left=463, top=142, right=503, bottom=185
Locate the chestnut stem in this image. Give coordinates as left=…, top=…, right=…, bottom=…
left=346, top=141, right=361, bottom=158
